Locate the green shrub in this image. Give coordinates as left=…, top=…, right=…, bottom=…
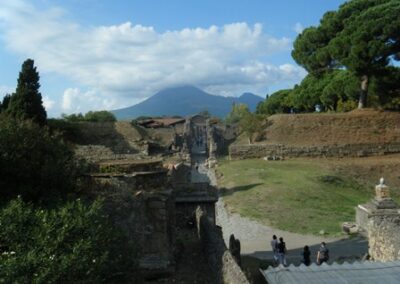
left=47, top=118, right=82, bottom=143
left=0, top=117, right=81, bottom=201
left=0, top=197, right=138, bottom=283
left=336, top=99, right=358, bottom=112
left=62, top=111, right=116, bottom=123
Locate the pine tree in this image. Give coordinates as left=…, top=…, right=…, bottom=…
left=0, top=94, right=11, bottom=113
left=7, top=59, right=47, bottom=125
left=292, top=0, right=400, bottom=109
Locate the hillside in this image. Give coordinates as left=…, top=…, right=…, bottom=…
left=222, top=109, right=400, bottom=237
left=263, top=109, right=400, bottom=146
left=112, top=85, right=263, bottom=119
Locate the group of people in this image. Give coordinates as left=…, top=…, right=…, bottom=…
left=270, top=235, right=329, bottom=267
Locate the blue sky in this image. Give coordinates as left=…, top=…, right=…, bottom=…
left=0, top=0, right=346, bottom=117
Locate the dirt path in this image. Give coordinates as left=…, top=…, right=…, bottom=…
left=215, top=197, right=368, bottom=265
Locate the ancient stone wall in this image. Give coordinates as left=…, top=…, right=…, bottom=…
left=94, top=178, right=175, bottom=277
left=75, top=145, right=143, bottom=163
left=174, top=183, right=218, bottom=227
left=168, top=163, right=192, bottom=185
left=196, top=207, right=249, bottom=284
left=90, top=159, right=176, bottom=278
left=368, top=215, right=400, bottom=261
left=207, top=123, right=238, bottom=158
left=229, top=142, right=400, bottom=159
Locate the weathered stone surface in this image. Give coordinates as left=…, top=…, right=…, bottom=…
left=196, top=207, right=249, bottom=284
left=356, top=180, right=400, bottom=234
left=357, top=181, right=400, bottom=262
left=368, top=215, right=400, bottom=261
left=75, top=145, right=143, bottom=162
left=229, top=142, right=400, bottom=159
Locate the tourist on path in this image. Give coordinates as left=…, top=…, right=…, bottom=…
left=277, top=237, right=287, bottom=266
left=317, top=242, right=329, bottom=265
left=270, top=235, right=279, bottom=263
left=302, top=245, right=311, bottom=266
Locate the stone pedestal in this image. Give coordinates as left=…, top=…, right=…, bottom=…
left=356, top=178, right=400, bottom=233
left=373, top=181, right=398, bottom=209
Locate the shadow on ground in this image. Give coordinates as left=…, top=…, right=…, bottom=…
left=220, top=183, right=264, bottom=197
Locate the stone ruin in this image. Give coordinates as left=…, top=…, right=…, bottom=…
left=88, top=156, right=220, bottom=279
left=356, top=177, right=400, bottom=233
left=76, top=115, right=247, bottom=282
left=90, top=159, right=176, bottom=277
left=356, top=178, right=400, bottom=261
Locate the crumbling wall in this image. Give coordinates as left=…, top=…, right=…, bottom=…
left=196, top=207, right=249, bottom=284
left=368, top=215, right=400, bottom=261
left=169, top=163, right=192, bottom=185
left=94, top=179, right=175, bottom=277
left=229, top=143, right=400, bottom=160
left=75, top=145, right=143, bottom=163
left=174, top=183, right=218, bottom=228
left=207, top=123, right=238, bottom=158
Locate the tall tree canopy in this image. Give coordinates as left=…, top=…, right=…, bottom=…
left=0, top=94, right=11, bottom=113
left=6, top=59, right=47, bottom=125
left=292, top=0, right=400, bottom=108
left=225, top=103, right=250, bottom=124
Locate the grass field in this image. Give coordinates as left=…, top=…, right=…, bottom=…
left=217, top=158, right=373, bottom=236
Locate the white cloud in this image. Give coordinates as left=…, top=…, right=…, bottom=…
left=61, top=87, right=140, bottom=114
left=294, top=22, right=304, bottom=34
left=0, top=85, right=14, bottom=97
left=42, top=95, right=55, bottom=111
left=0, top=0, right=306, bottom=114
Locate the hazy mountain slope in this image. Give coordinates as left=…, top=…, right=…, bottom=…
left=112, top=86, right=263, bottom=119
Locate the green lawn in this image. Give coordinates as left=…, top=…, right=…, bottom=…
left=217, top=158, right=372, bottom=236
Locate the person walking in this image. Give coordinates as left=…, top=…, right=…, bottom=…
left=270, top=235, right=278, bottom=264
left=302, top=245, right=311, bottom=266
left=317, top=242, right=329, bottom=265
left=277, top=237, right=287, bottom=266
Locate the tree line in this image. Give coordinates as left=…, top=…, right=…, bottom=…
left=257, top=0, right=400, bottom=115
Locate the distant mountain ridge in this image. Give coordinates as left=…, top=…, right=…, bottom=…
left=112, top=85, right=264, bottom=119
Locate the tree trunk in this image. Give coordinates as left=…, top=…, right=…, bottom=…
left=358, top=75, right=368, bottom=109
